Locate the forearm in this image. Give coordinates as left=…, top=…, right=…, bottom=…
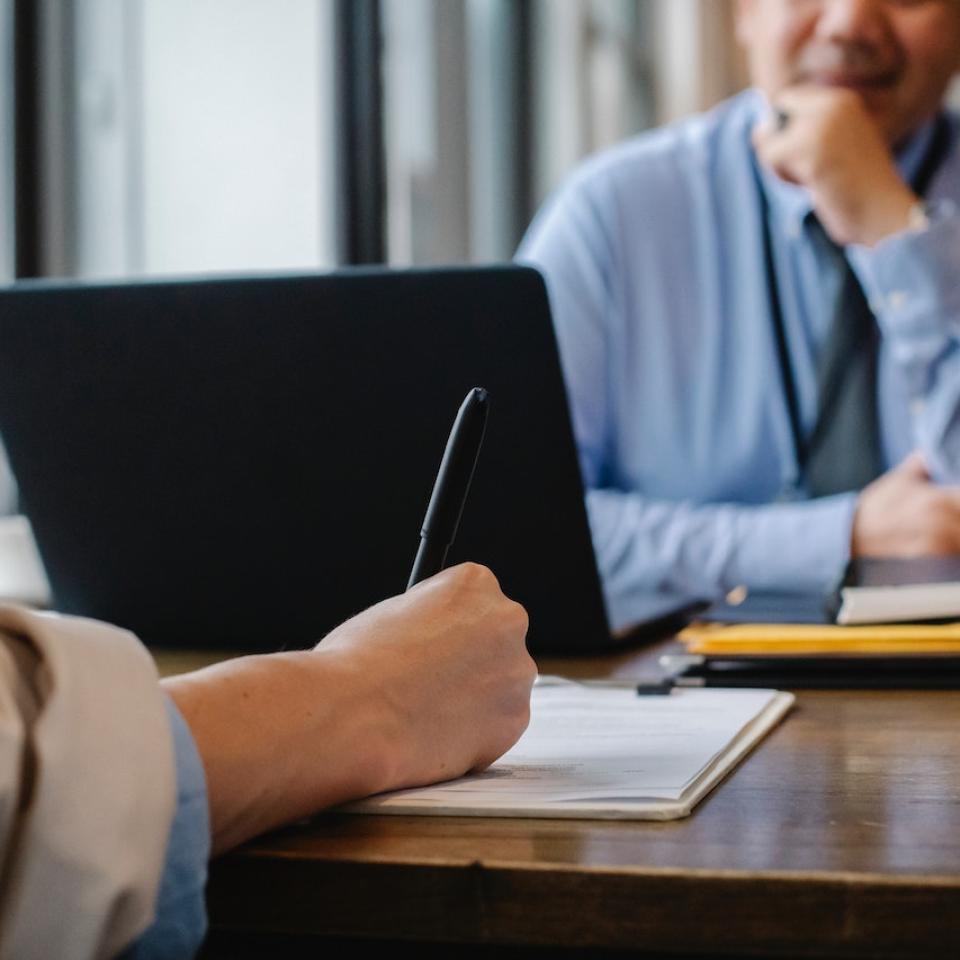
left=162, top=648, right=397, bottom=856
left=588, top=488, right=857, bottom=631
left=164, top=568, right=535, bottom=856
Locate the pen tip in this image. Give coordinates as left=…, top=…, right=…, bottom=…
left=472, top=387, right=489, bottom=403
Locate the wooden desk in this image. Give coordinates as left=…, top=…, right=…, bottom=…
left=161, top=644, right=960, bottom=959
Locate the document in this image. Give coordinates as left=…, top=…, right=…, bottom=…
left=834, top=555, right=960, bottom=624
left=342, top=680, right=794, bottom=820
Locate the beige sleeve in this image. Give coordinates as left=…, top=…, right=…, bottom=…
left=0, top=606, right=175, bottom=960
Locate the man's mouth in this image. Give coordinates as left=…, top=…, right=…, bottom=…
left=803, top=69, right=900, bottom=90
left=798, top=46, right=903, bottom=92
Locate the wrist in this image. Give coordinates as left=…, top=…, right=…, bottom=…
left=906, top=199, right=932, bottom=232
left=853, top=184, right=919, bottom=247
left=164, top=648, right=401, bottom=853
left=302, top=645, right=406, bottom=797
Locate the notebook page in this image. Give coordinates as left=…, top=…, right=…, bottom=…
left=343, top=683, right=786, bottom=815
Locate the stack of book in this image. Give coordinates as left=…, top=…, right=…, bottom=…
left=665, top=558, right=960, bottom=688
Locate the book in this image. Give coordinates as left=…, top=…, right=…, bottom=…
left=670, top=559, right=960, bottom=689
left=831, top=556, right=960, bottom=625
left=702, top=556, right=960, bottom=627
left=660, top=649, right=960, bottom=690
left=672, top=578, right=960, bottom=688
left=340, top=679, right=794, bottom=821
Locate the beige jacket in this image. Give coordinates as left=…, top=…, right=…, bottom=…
left=0, top=606, right=175, bottom=959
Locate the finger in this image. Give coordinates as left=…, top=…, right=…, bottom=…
left=898, top=450, right=931, bottom=481
left=752, top=126, right=805, bottom=185
left=935, top=487, right=960, bottom=518
left=949, top=515, right=960, bottom=551
left=752, top=106, right=802, bottom=152
left=929, top=512, right=960, bottom=554
left=775, top=84, right=831, bottom=115
left=752, top=111, right=778, bottom=148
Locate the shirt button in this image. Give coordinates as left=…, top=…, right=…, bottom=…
left=911, top=399, right=926, bottom=417
left=726, top=585, right=749, bottom=606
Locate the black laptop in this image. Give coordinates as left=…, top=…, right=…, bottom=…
left=0, top=266, right=642, bottom=653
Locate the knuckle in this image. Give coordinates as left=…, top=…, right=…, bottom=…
left=459, top=561, right=497, bottom=589
left=523, top=653, right=538, bottom=686
left=506, top=599, right=530, bottom=635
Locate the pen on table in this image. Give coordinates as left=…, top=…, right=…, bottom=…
left=407, top=387, right=489, bottom=589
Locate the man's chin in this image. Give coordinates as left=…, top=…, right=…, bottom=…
left=795, top=77, right=902, bottom=141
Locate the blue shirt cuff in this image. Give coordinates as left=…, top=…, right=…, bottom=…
left=729, top=493, right=858, bottom=595
left=120, top=695, right=211, bottom=959
left=851, top=202, right=960, bottom=355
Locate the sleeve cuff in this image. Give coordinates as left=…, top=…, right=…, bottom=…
left=850, top=200, right=960, bottom=357
left=727, top=493, right=858, bottom=596
left=121, top=697, right=211, bottom=960
left=587, top=489, right=858, bottom=632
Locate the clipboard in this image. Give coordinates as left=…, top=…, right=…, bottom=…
left=341, top=680, right=794, bottom=820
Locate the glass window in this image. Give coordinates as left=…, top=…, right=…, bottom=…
left=35, top=0, right=737, bottom=277
left=72, top=0, right=337, bottom=278
left=382, top=0, right=656, bottom=266
left=530, top=0, right=653, bottom=208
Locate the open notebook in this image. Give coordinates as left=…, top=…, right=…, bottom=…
left=341, top=679, right=794, bottom=821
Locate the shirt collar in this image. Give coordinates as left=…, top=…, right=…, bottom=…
left=746, top=87, right=941, bottom=236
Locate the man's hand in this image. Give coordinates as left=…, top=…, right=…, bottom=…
left=318, top=562, right=536, bottom=788
left=852, top=452, right=960, bottom=557
left=753, top=85, right=919, bottom=247
left=164, top=562, right=535, bottom=855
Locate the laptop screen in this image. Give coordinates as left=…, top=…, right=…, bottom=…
left=0, top=266, right=613, bottom=653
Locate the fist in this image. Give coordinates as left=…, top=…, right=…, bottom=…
left=753, top=85, right=919, bottom=247
left=852, top=452, right=960, bottom=557
left=318, top=562, right=537, bottom=788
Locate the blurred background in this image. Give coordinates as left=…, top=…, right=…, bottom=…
left=0, top=0, right=748, bottom=283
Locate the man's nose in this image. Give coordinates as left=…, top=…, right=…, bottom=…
left=814, top=0, right=892, bottom=45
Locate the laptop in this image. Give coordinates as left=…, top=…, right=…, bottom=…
left=0, top=265, right=646, bottom=653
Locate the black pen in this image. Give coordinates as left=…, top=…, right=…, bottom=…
left=407, top=387, right=489, bottom=589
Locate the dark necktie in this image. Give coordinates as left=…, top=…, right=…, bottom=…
left=798, top=115, right=951, bottom=497
left=802, top=215, right=882, bottom=497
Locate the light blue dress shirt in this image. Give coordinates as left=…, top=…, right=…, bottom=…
left=518, top=89, right=960, bottom=631
left=121, top=697, right=210, bottom=959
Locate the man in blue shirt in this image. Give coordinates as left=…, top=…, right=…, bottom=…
left=519, top=0, right=960, bottom=630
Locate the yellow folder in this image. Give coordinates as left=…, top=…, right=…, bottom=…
left=679, top=620, right=960, bottom=657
